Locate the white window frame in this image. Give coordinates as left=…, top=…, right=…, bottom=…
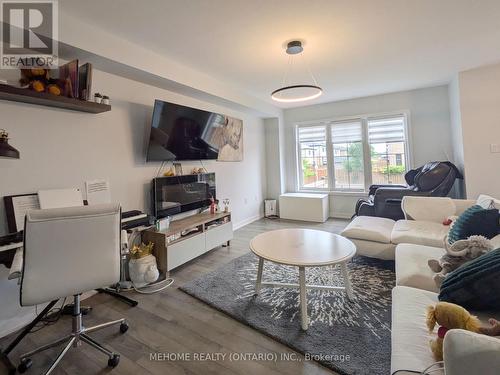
left=295, top=111, right=412, bottom=193
left=295, top=124, right=330, bottom=191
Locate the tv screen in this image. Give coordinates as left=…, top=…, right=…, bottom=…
left=152, top=173, right=216, bottom=219
left=146, top=100, right=225, bottom=161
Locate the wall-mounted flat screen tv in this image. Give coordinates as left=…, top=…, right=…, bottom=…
left=146, top=99, right=244, bottom=162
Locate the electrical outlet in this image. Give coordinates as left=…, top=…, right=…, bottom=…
left=490, top=144, right=500, bottom=153
left=244, top=198, right=248, bottom=204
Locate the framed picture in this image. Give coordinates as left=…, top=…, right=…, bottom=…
left=3, top=193, right=40, bottom=233
left=210, top=115, right=243, bottom=162
left=173, top=162, right=183, bottom=176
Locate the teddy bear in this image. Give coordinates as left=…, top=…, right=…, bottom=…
left=426, top=302, right=482, bottom=361
left=428, top=235, right=493, bottom=287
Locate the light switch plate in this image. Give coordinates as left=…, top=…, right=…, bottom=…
left=490, top=144, right=500, bottom=153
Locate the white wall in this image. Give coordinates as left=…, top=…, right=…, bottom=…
left=458, top=62, right=500, bottom=199
left=0, top=69, right=267, bottom=235
left=282, top=85, right=453, bottom=218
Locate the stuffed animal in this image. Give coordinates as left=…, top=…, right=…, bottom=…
left=426, top=302, right=481, bottom=361
left=480, top=318, right=500, bottom=336
left=428, top=235, right=493, bottom=287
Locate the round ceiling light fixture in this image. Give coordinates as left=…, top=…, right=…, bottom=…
left=271, top=40, right=322, bottom=103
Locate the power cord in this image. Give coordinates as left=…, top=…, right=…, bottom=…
left=132, top=277, right=174, bottom=294
left=30, top=298, right=67, bottom=333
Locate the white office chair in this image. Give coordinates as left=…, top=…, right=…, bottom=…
left=17, top=204, right=128, bottom=374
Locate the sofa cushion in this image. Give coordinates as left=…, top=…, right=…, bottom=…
left=447, top=205, right=499, bottom=244
left=395, top=244, right=445, bottom=293
left=439, top=248, right=500, bottom=310
left=341, top=216, right=395, bottom=243
left=391, top=220, right=449, bottom=248
left=348, top=238, right=396, bottom=260
left=391, top=286, right=499, bottom=375
left=391, top=286, right=439, bottom=374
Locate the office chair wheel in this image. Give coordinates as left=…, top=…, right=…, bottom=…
left=18, top=358, right=32, bottom=373
left=119, top=322, right=129, bottom=334
left=108, top=354, right=120, bottom=368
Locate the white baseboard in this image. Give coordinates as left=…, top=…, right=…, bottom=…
left=330, top=212, right=353, bottom=220
left=233, top=214, right=263, bottom=230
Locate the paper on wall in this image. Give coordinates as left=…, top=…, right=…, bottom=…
left=85, top=179, right=111, bottom=205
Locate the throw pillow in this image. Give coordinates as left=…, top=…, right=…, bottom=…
left=476, top=194, right=500, bottom=210
left=438, top=248, right=500, bottom=310
left=447, top=205, right=499, bottom=244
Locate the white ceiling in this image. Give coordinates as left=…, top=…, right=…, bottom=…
left=61, top=0, right=500, bottom=108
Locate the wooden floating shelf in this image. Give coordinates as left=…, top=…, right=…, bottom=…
left=0, top=84, right=111, bottom=113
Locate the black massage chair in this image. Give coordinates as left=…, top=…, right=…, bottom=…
left=354, top=161, right=463, bottom=221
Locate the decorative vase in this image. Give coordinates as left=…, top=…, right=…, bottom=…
left=128, top=254, right=160, bottom=288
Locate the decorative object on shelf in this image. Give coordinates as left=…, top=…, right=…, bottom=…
left=19, top=68, right=63, bottom=96
left=173, top=162, right=183, bottom=176
left=128, top=241, right=160, bottom=288
left=191, top=167, right=204, bottom=174
left=271, top=40, right=322, bottom=103
left=215, top=199, right=220, bottom=212
left=78, top=63, right=92, bottom=100
left=58, top=59, right=79, bottom=98
left=209, top=196, right=216, bottom=214
left=94, top=93, right=102, bottom=103
left=102, top=95, right=110, bottom=105
left=163, top=167, right=175, bottom=177
left=223, top=198, right=230, bottom=213
left=0, top=129, right=20, bottom=159
left=155, top=216, right=171, bottom=232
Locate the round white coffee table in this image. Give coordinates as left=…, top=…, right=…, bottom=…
left=250, top=228, right=356, bottom=330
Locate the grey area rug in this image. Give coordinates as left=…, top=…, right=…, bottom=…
left=180, top=252, right=395, bottom=375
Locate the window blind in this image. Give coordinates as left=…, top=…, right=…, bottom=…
left=330, top=121, right=362, bottom=144
left=368, top=116, right=405, bottom=143
left=297, top=126, right=326, bottom=143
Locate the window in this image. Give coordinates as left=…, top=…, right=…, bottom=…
left=296, top=113, right=410, bottom=191
left=297, top=126, right=328, bottom=189
left=331, top=121, right=364, bottom=190
left=368, top=116, right=407, bottom=185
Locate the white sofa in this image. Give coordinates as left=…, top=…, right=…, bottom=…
left=341, top=195, right=497, bottom=259
left=381, top=196, right=500, bottom=374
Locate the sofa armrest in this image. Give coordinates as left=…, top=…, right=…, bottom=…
left=444, top=329, right=500, bottom=375
left=401, top=196, right=456, bottom=223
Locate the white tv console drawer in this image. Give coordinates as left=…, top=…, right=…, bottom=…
left=206, top=222, right=233, bottom=250
left=167, top=233, right=205, bottom=271
left=142, top=212, right=233, bottom=273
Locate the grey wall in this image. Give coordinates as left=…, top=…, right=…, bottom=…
left=282, top=85, right=453, bottom=218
